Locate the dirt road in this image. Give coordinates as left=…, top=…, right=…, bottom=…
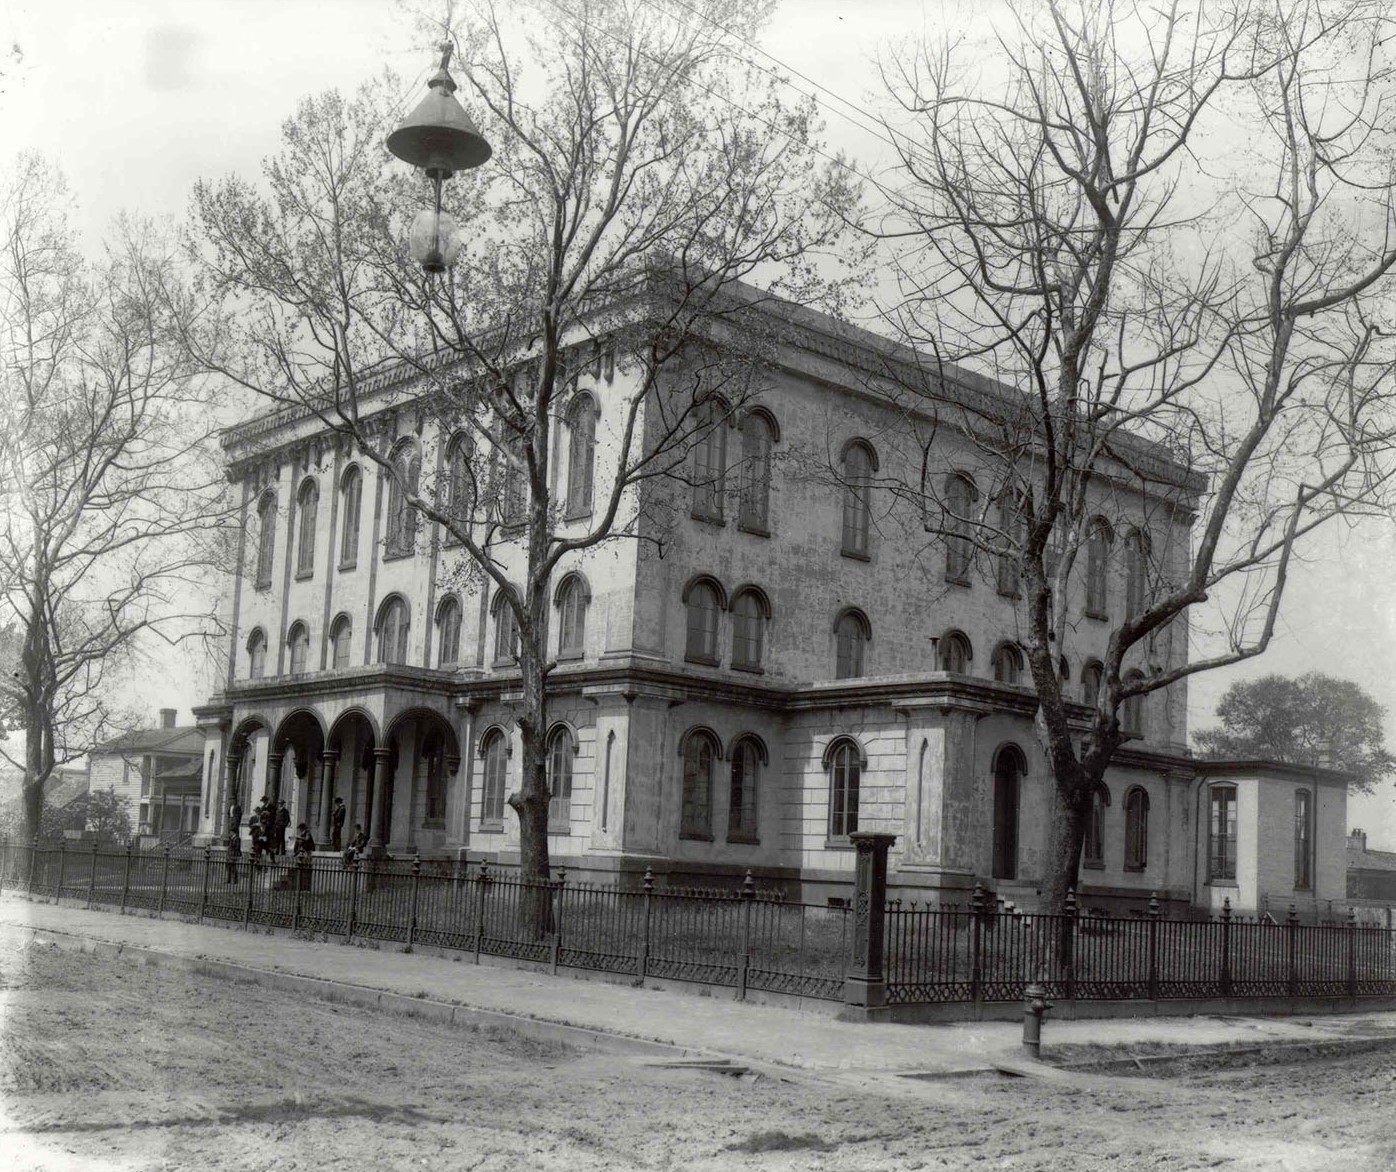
left=2, top=935, right=1394, bottom=1171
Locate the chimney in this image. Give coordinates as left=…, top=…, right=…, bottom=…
left=159, top=708, right=177, bottom=729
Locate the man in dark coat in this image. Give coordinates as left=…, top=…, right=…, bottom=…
left=330, top=797, right=347, bottom=851
left=224, top=824, right=241, bottom=883
left=228, top=798, right=243, bottom=835
left=274, top=800, right=291, bottom=856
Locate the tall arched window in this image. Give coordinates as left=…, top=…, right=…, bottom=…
left=1085, top=517, right=1112, bottom=619
left=422, top=730, right=446, bottom=823
left=728, top=736, right=762, bottom=842
left=1081, top=661, right=1103, bottom=710
left=330, top=614, right=353, bottom=670
left=997, top=491, right=1025, bottom=597
left=680, top=729, right=718, bottom=839
left=254, top=491, right=277, bottom=589
left=1083, top=783, right=1110, bottom=867
left=1208, top=784, right=1237, bottom=881
left=840, top=440, right=875, bottom=558
left=827, top=738, right=862, bottom=838
left=1121, top=670, right=1146, bottom=736
left=691, top=397, right=728, bottom=522
left=738, top=410, right=775, bottom=533
left=287, top=621, right=310, bottom=675
left=992, top=746, right=1023, bottom=880
left=295, top=478, right=319, bottom=578
left=556, top=574, right=589, bottom=659
left=492, top=589, right=521, bottom=665
left=385, top=440, right=421, bottom=557
left=436, top=596, right=462, bottom=668
left=376, top=595, right=410, bottom=665
left=247, top=628, right=267, bottom=679
left=992, top=641, right=1024, bottom=685
left=683, top=577, right=723, bottom=664
left=944, top=474, right=978, bottom=584
left=565, top=395, right=597, bottom=517
left=834, top=608, right=871, bottom=680
left=547, top=726, right=574, bottom=827
left=446, top=435, right=474, bottom=535
left=940, top=631, right=972, bottom=674
left=730, top=587, right=769, bottom=671
left=1124, top=787, right=1149, bottom=871
left=1294, top=789, right=1313, bottom=890
left=339, top=465, right=362, bottom=568
left=480, top=729, right=508, bottom=825
left=1124, top=528, right=1150, bottom=615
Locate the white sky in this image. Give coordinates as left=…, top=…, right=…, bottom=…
left=5, top=0, right=1395, bottom=843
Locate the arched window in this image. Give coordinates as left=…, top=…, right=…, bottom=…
left=1125, top=528, right=1150, bottom=615
left=834, top=609, right=871, bottom=680
left=436, top=596, right=462, bottom=668
left=1124, top=787, right=1149, bottom=871
left=730, top=587, right=769, bottom=671
left=939, top=631, right=972, bottom=674
left=492, top=589, right=521, bottom=665
left=339, top=465, right=362, bottom=568
left=1081, top=661, right=1103, bottom=710
left=254, top=491, right=277, bottom=589
left=1085, top=517, right=1113, bottom=619
left=691, top=397, right=728, bottom=521
left=728, top=736, right=762, bottom=842
left=565, top=395, right=597, bottom=517
left=827, top=738, right=862, bottom=838
left=840, top=440, right=875, bottom=558
left=376, top=595, right=410, bottom=665
left=1083, top=783, right=1110, bottom=867
left=547, top=726, right=574, bottom=827
left=295, top=478, right=318, bottom=578
left=555, top=574, right=589, bottom=659
left=247, top=628, right=267, bottom=679
left=1208, top=784, right=1237, bottom=881
left=385, top=440, right=422, bottom=557
left=422, top=730, right=446, bottom=822
left=738, top=410, right=776, bottom=533
left=445, top=434, right=474, bottom=535
left=997, top=491, right=1025, bottom=597
left=992, top=746, right=1023, bottom=880
left=992, top=641, right=1024, bottom=685
left=1294, top=788, right=1313, bottom=890
left=683, top=577, right=723, bottom=664
left=1121, top=670, right=1146, bottom=736
left=330, top=614, right=353, bottom=670
left=944, top=474, right=978, bottom=584
left=680, top=729, right=719, bottom=839
left=480, top=729, right=508, bottom=825
left=287, top=621, right=310, bottom=676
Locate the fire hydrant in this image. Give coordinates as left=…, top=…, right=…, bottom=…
left=1022, top=980, right=1052, bottom=1060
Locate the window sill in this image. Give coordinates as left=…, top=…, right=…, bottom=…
left=557, top=649, right=584, bottom=662
left=438, top=660, right=460, bottom=671
left=684, top=652, right=720, bottom=668
left=1084, top=609, right=1109, bottom=623
left=680, top=831, right=714, bottom=843
left=1123, top=863, right=1145, bottom=874
left=997, top=585, right=1021, bottom=600
left=840, top=547, right=871, bottom=562
left=294, top=569, right=314, bottom=582
left=944, top=574, right=972, bottom=589
left=823, top=837, right=855, bottom=850
left=547, top=827, right=572, bottom=837
left=737, top=521, right=770, bottom=538
left=338, top=560, right=357, bottom=573
left=726, top=833, right=760, bottom=846
left=478, top=820, right=504, bottom=833
left=1082, top=860, right=1105, bottom=871
left=253, top=580, right=273, bottom=592
left=563, top=507, right=594, bottom=524
left=690, top=512, right=726, bottom=527
left=731, top=663, right=764, bottom=675
left=1206, top=877, right=1238, bottom=888
left=491, top=658, right=519, bottom=670
left=382, top=548, right=414, bottom=564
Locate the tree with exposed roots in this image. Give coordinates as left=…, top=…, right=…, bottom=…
left=183, top=0, right=860, bottom=933
left=874, top=0, right=1396, bottom=910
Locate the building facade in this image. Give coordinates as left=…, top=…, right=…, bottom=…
left=89, top=709, right=206, bottom=842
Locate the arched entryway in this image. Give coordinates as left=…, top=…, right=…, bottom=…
left=270, top=710, right=327, bottom=848
left=325, top=709, right=379, bottom=852
left=382, top=707, right=461, bottom=855
left=224, top=716, right=269, bottom=834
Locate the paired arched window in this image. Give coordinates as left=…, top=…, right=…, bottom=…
left=940, top=631, right=972, bottom=674
left=1124, top=787, right=1149, bottom=871
left=376, top=594, right=410, bottom=665
left=254, top=491, right=277, bottom=589
left=295, top=478, right=319, bottom=577
left=385, top=440, right=422, bottom=557
left=730, top=587, right=769, bottom=671
left=480, top=728, right=509, bottom=825
left=1083, top=783, right=1110, bottom=867
left=1124, top=528, right=1150, bottom=615
left=996, top=491, right=1025, bottom=597
left=992, top=642, right=1024, bottom=685
left=691, top=397, right=728, bottom=521
left=566, top=395, right=597, bottom=517
left=680, top=728, right=719, bottom=840
left=992, top=745, right=1024, bottom=880
left=683, top=577, right=724, bottom=664
left=1121, top=670, right=1146, bottom=736
left=492, top=588, right=521, bottom=665
left=339, top=465, right=362, bottom=568
left=827, top=737, right=862, bottom=838
left=445, top=434, right=474, bottom=534
left=1085, top=517, right=1113, bottom=619
left=834, top=609, right=871, bottom=680
left=436, top=596, right=462, bottom=668
left=1294, top=788, right=1313, bottom=890
left=1081, top=661, right=1103, bottom=710
left=840, top=440, right=875, bottom=558
left=728, top=735, right=763, bottom=842
left=247, top=628, right=267, bottom=679
left=944, top=474, right=978, bottom=584
left=287, top=621, right=310, bottom=676
left=330, top=614, right=353, bottom=670
left=556, top=573, right=590, bottom=658
left=738, top=410, right=776, bottom=533
left=547, top=726, right=574, bottom=827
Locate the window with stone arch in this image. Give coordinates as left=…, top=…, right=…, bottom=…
left=479, top=727, right=509, bottom=825
left=826, top=737, right=863, bottom=839
left=375, top=594, right=410, bottom=665
left=1124, top=786, right=1149, bottom=871
left=738, top=409, right=777, bottom=533
left=492, top=588, right=521, bottom=665
left=1124, top=527, right=1151, bottom=615
left=939, top=630, right=972, bottom=674
left=996, top=489, right=1026, bottom=597
left=840, top=439, right=876, bottom=558
left=944, top=473, right=978, bottom=584
left=1085, top=516, right=1113, bottom=619
left=834, top=608, right=871, bottom=680
left=287, top=620, right=310, bottom=676
left=683, top=576, right=725, bottom=665
left=992, top=745, right=1024, bottom=880
left=547, top=725, right=574, bottom=828
left=730, top=586, right=769, bottom=672
left=384, top=439, right=421, bottom=558
left=445, top=433, right=474, bottom=536
left=555, top=573, right=590, bottom=659
left=436, top=595, right=462, bottom=668
left=565, top=394, right=597, bottom=518
left=680, top=728, right=720, bottom=840
left=295, top=477, right=319, bottom=578
left=1081, top=660, right=1104, bottom=710
left=247, top=628, right=267, bottom=679
left=1121, top=670, right=1146, bottom=736
left=727, top=734, right=764, bottom=843
left=254, top=490, right=277, bottom=589
left=690, top=394, right=729, bottom=522
left=992, top=641, right=1024, bottom=685
left=330, top=614, right=353, bottom=670
left=339, top=464, right=362, bottom=568
left=1083, top=783, right=1110, bottom=868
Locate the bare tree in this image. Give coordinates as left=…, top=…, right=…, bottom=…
left=0, top=154, right=231, bottom=842
left=184, top=0, right=860, bottom=929
left=875, top=0, right=1396, bottom=909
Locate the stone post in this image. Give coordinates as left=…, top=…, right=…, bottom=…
left=318, top=751, right=339, bottom=846
left=844, top=831, right=897, bottom=1009
left=369, top=747, right=394, bottom=853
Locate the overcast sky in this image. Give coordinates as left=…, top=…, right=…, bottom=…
left=5, top=0, right=1396, bottom=845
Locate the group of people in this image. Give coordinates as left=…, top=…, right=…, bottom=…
left=221, top=794, right=350, bottom=883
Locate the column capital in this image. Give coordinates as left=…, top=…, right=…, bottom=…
left=321, top=749, right=342, bottom=763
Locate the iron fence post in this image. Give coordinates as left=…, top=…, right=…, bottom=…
left=969, top=881, right=986, bottom=1007
left=473, top=862, right=489, bottom=963
left=638, top=867, right=654, bottom=982
left=243, top=843, right=254, bottom=929
left=843, top=832, right=895, bottom=1009
left=54, top=840, right=66, bottom=903
left=120, top=843, right=132, bottom=912
left=1147, top=891, right=1161, bottom=1002
left=550, top=867, right=566, bottom=976
left=0, top=836, right=7, bottom=896
left=738, top=869, right=755, bottom=1001
left=1063, top=888, right=1079, bottom=1004
left=198, top=847, right=211, bottom=924
left=157, top=846, right=171, bottom=918
left=1287, top=904, right=1299, bottom=997
left=1220, top=898, right=1232, bottom=998
left=1347, top=906, right=1358, bottom=997
left=406, top=854, right=421, bottom=952
left=347, top=856, right=360, bottom=941
left=292, top=855, right=304, bottom=934
left=87, top=841, right=99, bottom=909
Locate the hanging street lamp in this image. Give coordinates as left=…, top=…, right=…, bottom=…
left=387, top=42, right=492, bottom=273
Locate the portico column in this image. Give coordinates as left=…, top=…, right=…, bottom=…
left=266, top=752, right=285, bottom=807
left=369, top=746, right=393, bottom=852
left=318, top=751, right=339, bottom=845
left=225, top=754, right=242, bottom=833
